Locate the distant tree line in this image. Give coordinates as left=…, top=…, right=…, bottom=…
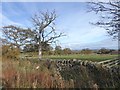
left=2, top=40, right=118, bottom=58
left=22, top=44, right=118, bottom=55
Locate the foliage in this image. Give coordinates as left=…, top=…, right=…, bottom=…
left=63, top=48, right=72, bottom=55
left=2, top=25, right=33, bottom=48
left=54, top=46, right=63, bottom=55
left=23, top=42, right=53, bottom=52
left=80, top=48, right=93, bottom=54
left=97, top=48, right=111, bottom=54
left=2, top=45, right=20, bottom=59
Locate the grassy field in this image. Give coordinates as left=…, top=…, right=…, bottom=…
left=43, top=54, right=118, bottom=61
left=22, top=53, right=118, bottom=62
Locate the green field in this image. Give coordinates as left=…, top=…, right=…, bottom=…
left=22, top=54, right=118, bottom=62
left=43, top=54, right=118, bottom=61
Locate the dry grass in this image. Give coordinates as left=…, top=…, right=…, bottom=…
left=1, top=57, right=120, bottom=89
left=2, top=57, right=58, bottom=88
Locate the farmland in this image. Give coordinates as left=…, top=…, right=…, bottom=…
left=43, top=54, right=118, bottom=61
left=21, top=53, right=118, bottom=62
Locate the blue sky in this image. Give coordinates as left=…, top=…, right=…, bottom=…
left=1, top=2, right=118, bottom=50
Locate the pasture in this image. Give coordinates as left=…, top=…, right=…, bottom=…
left=21, top=53, right=118, bottom=62
left=43, top=54, right=118, bottom=61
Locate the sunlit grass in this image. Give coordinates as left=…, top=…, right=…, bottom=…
left=20, top=52, right=118, bottom=62
left=43, top=54, right=118, bottom=62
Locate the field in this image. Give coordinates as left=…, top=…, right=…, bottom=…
left=22, top=53, right=118, bottom=62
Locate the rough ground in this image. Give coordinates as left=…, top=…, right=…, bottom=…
left=1, top=58, right=120, bottom=89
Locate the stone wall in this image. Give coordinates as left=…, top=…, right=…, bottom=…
left=46, top=59, right=120, bottom=88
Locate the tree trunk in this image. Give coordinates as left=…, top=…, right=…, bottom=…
left=39, top=32, right=42, bottom=60
left=39, top=44, right=42, bottom=60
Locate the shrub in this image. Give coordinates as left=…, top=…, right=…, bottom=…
left=2, top=45, right=20, bottom=59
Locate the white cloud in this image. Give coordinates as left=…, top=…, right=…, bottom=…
left=0, top=13, right=25, bottom=37
left=0, top=13, right=23, bottom=27
left=56, top=9, right=105, bottom=44
left=61, top=26, right=108, bottom=45
left=69, top=38, right=118, bottom=50
left=61, top=28, right=118, bottom=50
left=79, top=27, right=107, bottom=42
left=89, top=38, right=118, bottom=49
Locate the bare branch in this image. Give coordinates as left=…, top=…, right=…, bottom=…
left=45, top=33, right=65, bottom=43
left=88, top=1, right=120, bottom=39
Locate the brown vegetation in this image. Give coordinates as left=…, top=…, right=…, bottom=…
left=1, top=57, right=120, bottom=89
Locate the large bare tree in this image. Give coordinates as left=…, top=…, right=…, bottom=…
left=31, top=10, right=64, bottom=59
left=88, top=0, right=120, bottom=40
left=2, top=11, right=64, bottom=60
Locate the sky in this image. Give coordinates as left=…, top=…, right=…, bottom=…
left=1, top=0, right=111, bottom=2
left=0, top=2, right=118, bottom=50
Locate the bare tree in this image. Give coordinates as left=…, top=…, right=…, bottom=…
left=31, top=10, right=65, bottom=59
left=88, top=0, right=120, bottom=40
left=2, top=25, right=34, bottom=49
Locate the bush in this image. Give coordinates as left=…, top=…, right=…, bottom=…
left=80, top=48, right=93, bottom=54
left=2, top=45, right=20, bottom=59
